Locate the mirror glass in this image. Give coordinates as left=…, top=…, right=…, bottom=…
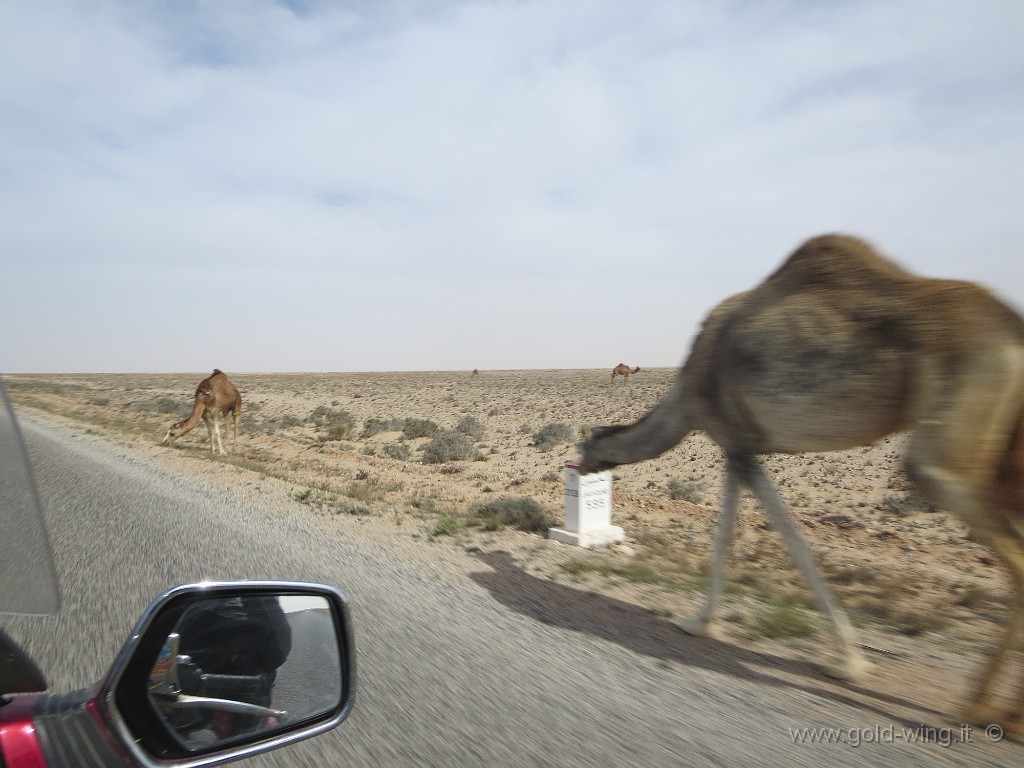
left=146, top=593, right=342, bottom=751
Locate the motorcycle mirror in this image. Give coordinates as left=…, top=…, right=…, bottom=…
left=97, top=581, right=355, bottom=766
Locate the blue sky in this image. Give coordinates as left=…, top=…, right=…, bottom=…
left=2, top=0, right=1022, bottom=373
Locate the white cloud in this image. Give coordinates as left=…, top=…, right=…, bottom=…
left=2, top=0, right=1023, bottom=372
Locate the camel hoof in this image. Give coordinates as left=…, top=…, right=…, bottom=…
left=961, top=705, right=1024, bottom=742
left=962, top=701, right=1009, bottom=728
left=1008, top=721, right=1024, bottom=743
left=821, top=654, right=873, bottom=682
left=677, top=618, right=714, bottom=638
left=995, top=720, right=1024, bottom=743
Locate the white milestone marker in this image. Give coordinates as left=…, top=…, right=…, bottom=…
left=549, top=461, right=624, bottom=547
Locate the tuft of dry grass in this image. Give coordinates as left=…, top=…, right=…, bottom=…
left=755, top=602, right=818, bottom=639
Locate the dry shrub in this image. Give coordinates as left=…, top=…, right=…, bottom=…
left=423, top=430, right=477, bottom=463
left=533, top=422, right=574, bottom=452
left=456, top=415, right=486, bottom=441
left=403, top=418, right=441, bottom=439
left=474, top=497, right=553, bottom=533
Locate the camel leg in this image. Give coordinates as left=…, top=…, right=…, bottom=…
left=679, top=462, right=741, bottom=637
left=212, top=414, right=224, bottom=454
left=204, top=411, right=223, bottom=454
left=976, top=556, right=1024, bottom=732
left=1008, top=592, right=1024, bottom=739
left=903, top=350, right=1024, bottom=724
left=958, top=528, right=1024, bottom=730
left=1006, top=522, right=1024, bottom=732
left=737, top=455, right=870, bottom=681
left=202, top=412, right=215, bottom=452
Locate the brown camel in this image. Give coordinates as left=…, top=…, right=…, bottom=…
left=579, top=234, right=1024, bottom=734
left=611, top=363, right=641, bottom=382
left=162, top=369, right=242, bottom=455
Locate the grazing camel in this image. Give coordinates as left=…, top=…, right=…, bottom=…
left=162, top=369, right=242, bottom=455
left=579, top=234, right=1024, bottom=733
left=611, top=363, right=641, bottom=382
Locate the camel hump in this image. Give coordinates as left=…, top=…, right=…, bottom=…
left=769, top=234, right=916, bottom=293
left=212, top=368, right=224, bottom=375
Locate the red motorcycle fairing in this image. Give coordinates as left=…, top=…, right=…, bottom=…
left=0, top=694, right=44, bottom=768
left=32, top=688, right=131, bottom=767
left=0, top=687, right=131, bottom=768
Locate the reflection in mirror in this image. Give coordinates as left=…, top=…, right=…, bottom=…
left=146, top=593, right=341, bottom=752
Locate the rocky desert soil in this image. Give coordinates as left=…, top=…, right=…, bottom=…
left=6, top=368, right=1022, bottom=735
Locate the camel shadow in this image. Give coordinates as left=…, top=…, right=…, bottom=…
left=470, top=550, right=947, bottom=731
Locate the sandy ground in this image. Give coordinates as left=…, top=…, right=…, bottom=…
left=5, top=368, right=1022, bottom=740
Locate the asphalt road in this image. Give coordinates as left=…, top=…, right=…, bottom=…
left=3, top=416, right=1017, bottom=767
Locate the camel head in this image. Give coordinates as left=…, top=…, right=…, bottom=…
left=577, top=425, right=631, bottom=474
left=162, top=420, right=188, bottom=445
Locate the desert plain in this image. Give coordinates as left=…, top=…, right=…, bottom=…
left=5, top=367, right=1023, bottom=733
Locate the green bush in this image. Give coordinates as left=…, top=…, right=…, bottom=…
left=456, top=415, right=485, bottom=441
left=474, top=497, right=553, bottom=533
left=423, top=430, right=477, bottom=463
left=327, top=415, right=356, bottom=440
left=250, top=413, right=302, bottom=434
left=308, top=406, right=356, bottom=440
left=403, top=418, right=441, bottom=439
left=756, top=603, right=817, bottom=639
left=666, top=478, right=704, bottom=503
left=334, top=500, right=372, bottom=517
left=532, top=422, right=575, bottom=452
left=361, top=417, right=406, bottom=438
left=380, top=442, right=411, bottom=461
left=430, top=514, right=467, bottom=537
left=307, top=405, right=335, bottom=424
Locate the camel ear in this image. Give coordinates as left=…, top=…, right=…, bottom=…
left=578, top=425, right=620, bottom=443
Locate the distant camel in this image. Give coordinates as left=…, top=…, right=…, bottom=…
left=580, top=234, right=1024, bottom=734
left=611, top=364, right=641, bottom=382
left=162, top=369, right=242, bottom=454
left=472, top=369, right=480, bottom=377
